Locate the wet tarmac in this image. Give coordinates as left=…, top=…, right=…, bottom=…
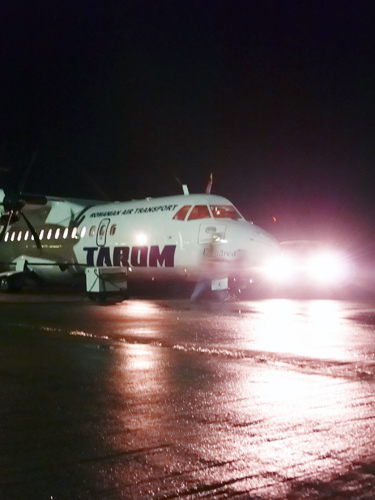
left=1, top=293, right=375, bottom=499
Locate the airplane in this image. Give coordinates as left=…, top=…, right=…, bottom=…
left=0, top=185, right=280, bottom=300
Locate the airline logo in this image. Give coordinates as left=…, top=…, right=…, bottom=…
left=83, top=245, right=176, bottom=268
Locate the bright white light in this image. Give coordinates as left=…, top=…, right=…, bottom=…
left=262, top=242, right=352, bottom=289
left=263, top=255, right=295, bottom=283
left=307, top=252, right=345, bottom=284
left=136, top=233, right=147, bottom=245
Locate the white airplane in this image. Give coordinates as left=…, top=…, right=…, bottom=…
left=0, top=186, right=279, bottom=299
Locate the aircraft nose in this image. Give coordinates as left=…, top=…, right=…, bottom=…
left=255, top=227, right=279, bottom=247
left=249, top=226, right=280, bottom=265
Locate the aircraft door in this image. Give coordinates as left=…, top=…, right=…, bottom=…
left=97, top=218, right=110, bottom=247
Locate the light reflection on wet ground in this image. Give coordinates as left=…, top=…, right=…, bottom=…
left=0, top=295, right=375, bottom=499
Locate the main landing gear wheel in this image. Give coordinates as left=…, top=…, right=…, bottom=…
left=0, top=276, right=22, bottom=293
left=0, top=276, right=13, bottom=292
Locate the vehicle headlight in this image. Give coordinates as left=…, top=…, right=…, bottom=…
left=306, top=252, right=346, bottom=284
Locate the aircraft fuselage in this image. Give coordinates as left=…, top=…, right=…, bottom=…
left=0, top=192, right=279, bottom=294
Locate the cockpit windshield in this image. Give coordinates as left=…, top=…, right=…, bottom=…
left=173, top=204, right=243, bottom=221
left=188, top=205, right=211, bottom=221
left=173, top=205, right=191, bottom=220
left=173, top=205, right=212, bottom=221
left=210, top=205, right=242, bottom=220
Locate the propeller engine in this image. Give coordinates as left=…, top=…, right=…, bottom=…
left=0, top=151, right=48, bottom=249
left=0, top=190, right=47, bottom=249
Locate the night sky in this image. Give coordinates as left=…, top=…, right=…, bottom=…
left=1, top=1, right=375, bottom=250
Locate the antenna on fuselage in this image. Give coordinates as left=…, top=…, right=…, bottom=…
left=205, top=172, right=213, bottom=194
left=174, top=174, right=189, bottom=195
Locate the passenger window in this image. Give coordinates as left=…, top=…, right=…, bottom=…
left=39, top=229, right=44, bottom=240
left=11, top=232, right=15, bottom=241
left=47, top=229, right=52, bottom=240
left=80, top=226, right=86, bottom=238
left=71, top=227, right=78, bottom=239
left=188, top=205, right=211, bottom=221
left=89, top=225, right=96, bottom=237
left=110, top=224, right=116, bottom=236
left=17, top=231, right=22, bottom=241
left=63, top=228, right=69, bottom=239
left=173, top=205, right=191, bottom=221
left=55, top=228, right=60, bottom=239
left=4, top=232, right=9, bottom=242
left=24, top=231, right=29, bottom=241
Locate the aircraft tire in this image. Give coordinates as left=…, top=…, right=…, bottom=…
left=0, top=276, right=12, bottom=293
left=87, top=292, right=107, bottom=302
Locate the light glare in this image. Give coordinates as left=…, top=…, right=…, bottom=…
left=307, top=252, right=345, bottom=284
left=262, top=246, right=350, bottom=287
left=264, top=255, right=295, bottom=283
left=136, top=233, right=147, bottom=245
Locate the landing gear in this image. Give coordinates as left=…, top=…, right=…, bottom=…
left=87, top=292, right=107, bottom=302
left=87, top=289, right=129, bottom=302
left=0, top=275, right=22, bottom=293
left=0, top=276, right=11, bottom=292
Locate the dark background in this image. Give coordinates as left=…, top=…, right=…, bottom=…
left=1, top=1, right=375, bottom=253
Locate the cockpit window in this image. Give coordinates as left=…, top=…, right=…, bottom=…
left=173, top=205, right=191, bottom=221
left=210, top=205, right=242, bottom=220
left=188, top=205, right=211, bottom=221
